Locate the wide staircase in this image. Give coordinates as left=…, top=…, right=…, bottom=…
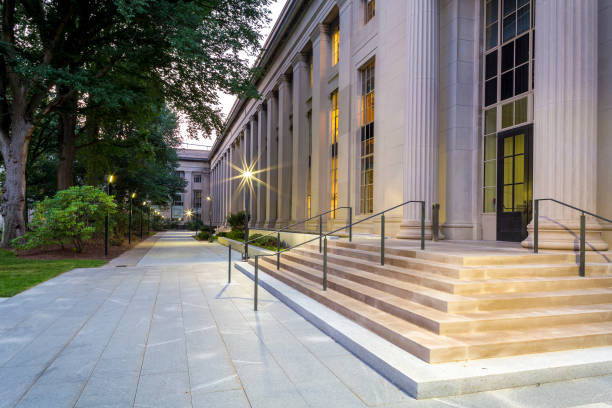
left=251, top=240, right=612, bottom=364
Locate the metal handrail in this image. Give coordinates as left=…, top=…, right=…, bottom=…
left=228, top=206, right=352, bottom=280
left=534, top=198, right=612, bottom=277
left=250, top=200, right=426, bottom=310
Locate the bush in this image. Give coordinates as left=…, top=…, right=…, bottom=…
left=13, top=186, right=117, bottom=253
left=226, top=229, right=244, bottom=240
left=195, top=230, right=211, bottom=241
left=226, top=211, right=248, bottom=232
left=187, top=219, right=204, bottom=231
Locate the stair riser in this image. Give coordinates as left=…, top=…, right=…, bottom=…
left=264, top=257, right=467, bottom=313
left=255, top=263, right=440, bottom=362
left=290, top=249, right=457, bottom=293
left=292, top=248, right=612, bottom=295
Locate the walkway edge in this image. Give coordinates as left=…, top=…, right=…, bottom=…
left=235, top=262, right=612, bottom=399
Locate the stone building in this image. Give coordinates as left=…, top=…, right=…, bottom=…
left=161, top=149, right=212, bottom=224
left=209, top=0, right=612, bottom=250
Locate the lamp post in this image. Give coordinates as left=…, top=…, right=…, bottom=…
left=241, top=170, right=253, bottom=261
left=105, top=175, right=115, bottom=256
left=147, top=205, right=151, bottom=235
left=206, top=196, right=212, bottom=227
left=141, top=201, right=146, bottom=240
left=129, top=192, right=136, bottom=245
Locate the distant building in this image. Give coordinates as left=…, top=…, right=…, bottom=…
left=162, top=149, right=212, bottom=225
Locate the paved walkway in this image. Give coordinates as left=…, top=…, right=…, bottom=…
left=1, top=231, right=611, bottom=408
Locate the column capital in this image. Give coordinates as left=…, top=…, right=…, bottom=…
left=310, top=23, right=329, bottom=43
left=292, top=52, right=309, bottom=68
left=276, top=73, right=291, bottom=89
left=336, top=0, right=351, bottom=12
left=256, top=102, right=266, bottom=113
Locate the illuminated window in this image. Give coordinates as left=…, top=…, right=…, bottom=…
left=360, top=60, right=375, bottom=214
left=365, top=0, right=375, bottom=23
left=330, top=90, right=339, bottom=218
left=309, top=56, right=313, bottom=88
left=307, top=111, right=312, bottom=218
left=482, top=0, right=534, bottom=213
left=331, top=26, right=339, bottom=66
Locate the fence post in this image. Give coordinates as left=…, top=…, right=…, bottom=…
left=323, top=236, right=328, bottom=291
left=254, top=256, right=259, bottom=311
left=349, top=207, right=353, bottom=242
left=420, top=201, right=425, bottom=250
left=579, top=213, right=586, bottom=277
left=319, top=215, right=322, bottom=253
left=534, top=199, right=539, bottom=253
left=432, top=204, right=439, bottom=241
left=228, top=244, right=231, bottom=283
left=381, top=214, right=385, bottom=266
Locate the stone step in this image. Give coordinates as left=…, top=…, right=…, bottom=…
left=259, top=256, right=612, bottom=335
left=291, top=246, right=612, bottom=295
left=320, top=243, right=612, bottom=279
left=267, top=253, right=612, bottom=312
left=253, top=259, right=612, bottom=363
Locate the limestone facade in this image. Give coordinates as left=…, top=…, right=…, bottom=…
left=209, top=0, right=612, bottom=249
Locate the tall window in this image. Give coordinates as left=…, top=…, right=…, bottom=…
left=193, top=174, right=201, bottom=183
left=193, top=190, right=202, bottom=210
left=309, top=56, right=314, bottom=88
left=360, top=61, right=375, bottom=214
left=307, top=111, right=312, bottom=218
left=365, top=0, right=375, bottom=23
left=482, top=0, right=534, bottom=213
left=330, top=90, right=339, bottom=218
left=331, top=25, right=340, bottom=66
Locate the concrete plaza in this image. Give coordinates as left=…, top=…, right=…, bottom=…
left=1, top=231, right=611, bottom=408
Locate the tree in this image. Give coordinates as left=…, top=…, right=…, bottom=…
left=0, top=0, right=269, bottom=246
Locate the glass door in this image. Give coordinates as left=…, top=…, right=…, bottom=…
left=496, top=125, right=532, bottom=241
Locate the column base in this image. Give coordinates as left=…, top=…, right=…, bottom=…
left=396, top=219, right=433, bottom=240
left=265, top=220, right=277, bottom=229
left=521, top=220, right=609, bottom=251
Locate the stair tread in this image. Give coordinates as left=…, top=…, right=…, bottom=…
left=256, top=260, right=612, bottom=351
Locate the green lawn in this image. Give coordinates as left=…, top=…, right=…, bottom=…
left=0, top=250, right=107, bottom=297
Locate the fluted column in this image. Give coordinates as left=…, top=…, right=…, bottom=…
left=265, top=92, right=279, bottom=228
left=230, top=141, right=238, bottom=215
left=397, top=0, right=438, bottom=240
left=276, top=74, right=293, bottom=228
left=257, top=105, right=268, bottom=228
left=522, top=0, right=607, bottom=250
left=242, top=129, right=249, bottom=212
left=310, top=24, right=331, bottom=220
left=291, top=53, right=310, bottom=224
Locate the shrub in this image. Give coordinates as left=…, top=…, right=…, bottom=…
left=226, top=229, right=244, bottom=240
left=187, top=219, right=204, bottom=231
left=226, top=211, right=249, bottom=232
left=195, top=230, right=211, bottom=241
left=13, top=186, right=117, bottom=253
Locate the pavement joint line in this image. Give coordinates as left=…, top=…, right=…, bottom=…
left=196, top=266, right=254, bottom=408
left=9, top=270, right=133, bottom=407
left=178, top=270, right=195, bottom=408
left=131, top=270, right=162, bottom=408
left=73, top=268, right=150, bottom=407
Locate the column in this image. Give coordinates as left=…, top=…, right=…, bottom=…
left=265, top=92, right=279, bottom=228
left=230, top=143, right=237, bottom=215
left=522, top=0, right=607, bottom=250
left=257, top=105, right=268, bottom=228
left=276, top=74, right=293, bottom=228
left=291, top=52, right=310, bottom=224
left=310, top=24, right=331, bottom=219
left=336, top=0, right=352, bottom=225
left=397, top=0, right=438, bottom=240
left=243, top=128, right=250, bottom=212
left=249, top=115, right=258, bottom=227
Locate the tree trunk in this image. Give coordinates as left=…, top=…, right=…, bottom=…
left=1, top=121, right=33, bottom=247
left=57, top=93, right=78, bottom=190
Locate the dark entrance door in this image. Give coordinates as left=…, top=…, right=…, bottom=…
left=496, top=125, right=533, bottom=241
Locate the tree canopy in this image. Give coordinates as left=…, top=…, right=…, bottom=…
left=0, top=0, right=270, bottom=246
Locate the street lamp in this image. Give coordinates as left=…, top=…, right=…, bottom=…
left=105, top=174, right=115, bottom=256
left=141, top=201, right=146, bottom=240
left=129, top=192, right=136, bottom=245
left=241, top=170, right=253, bottom=260
left=206, top=196, right=212, bottom=227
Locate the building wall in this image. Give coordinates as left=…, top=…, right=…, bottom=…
left=209, top=0, right=611, bottom=247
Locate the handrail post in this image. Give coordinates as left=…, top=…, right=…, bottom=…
left=534, top=199, right=539, bottom=253
left=277, top=232, right=281, bottom=270
left=579, top=213, right=586, bottom=277
left=323, top=236, right=328, bottom=291
left=319, top=215, right=322, bottom=253
left=420, top=201, right=425, bottom=250
left=254, top=256, right=259, bottom=311
left=349, top=207, right=353, bottom=242
left=228, top=244, right=231, bottom=283
left=381, top=214, right=385, bottom=266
